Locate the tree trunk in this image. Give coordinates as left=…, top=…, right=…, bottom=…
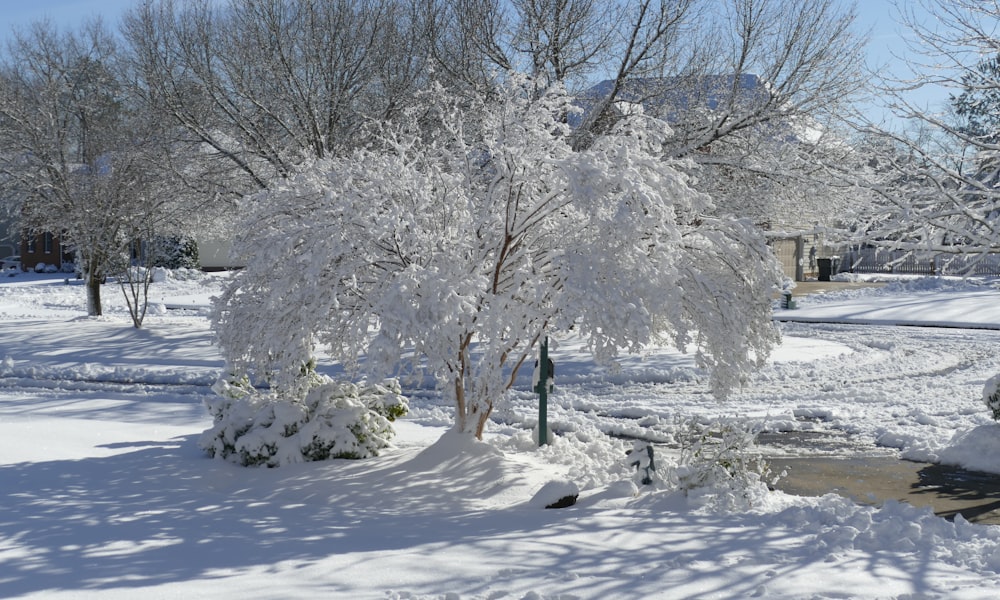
left=85, top=270, right=103, bottom=316
left=473, top=404, right=493, bottom=440
left=453, top=374, right=495, bottom=440
left=454, top=376, right=469, bottom=434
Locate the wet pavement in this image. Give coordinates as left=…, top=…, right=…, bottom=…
left=763, top=280, right=1000, bottom=525
left=761, top=432, right=1000, bottom=526
left=770, top=456, right=1000, bottom=525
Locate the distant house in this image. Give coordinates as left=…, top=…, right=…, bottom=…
left=576, top=74, right=842, bottom=281
left=195, top=238, right=242, bottom=271
left=573, top=74, right=774, bottom=135
left=20, top=231, right=74, bottom=272
left=582, top=73, right=770, bottom=108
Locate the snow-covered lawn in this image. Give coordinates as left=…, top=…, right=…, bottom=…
left=2, top=272, right=1000, bottom=599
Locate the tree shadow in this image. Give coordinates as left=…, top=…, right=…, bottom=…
left=913, top=463, right=1000, bottom=523
left=0, top=434, right=541, bottom=595
left=0, top=319, right=221, bottom=384
left=0, top=434, right=968, bottom=598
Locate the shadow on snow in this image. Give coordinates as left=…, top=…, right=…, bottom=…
left=0, top=434, right=955, bottom=598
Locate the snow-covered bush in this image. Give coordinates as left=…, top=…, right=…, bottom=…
left=150, top=236, right=200, bottom=270
left=983, top=374, right=1000, bottom=421
left=627, top=442, right=658, bottom=486
left=200, top=370, right=408, bottom=467
left=33, top=262, right=46, bottom=273
left=667, top=419, right=780, bottom=510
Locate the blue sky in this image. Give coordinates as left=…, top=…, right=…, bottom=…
left=854, top=0, right=952, bottom=119
left=2, top=0, right=952, bottom=120
left=2, top=0, right=137, bottom=31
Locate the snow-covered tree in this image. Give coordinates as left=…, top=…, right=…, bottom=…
left=0, top=20, right=213, bottom=323
left=0, top=21, right=142, bottom=316
left=214, top=81, right=782, bottom=439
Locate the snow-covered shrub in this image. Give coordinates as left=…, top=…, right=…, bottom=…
left=33, top=262, right=46, bottom=273
left=627, top=442, right=658, bottom=485
left=150, top=236, right=200, bottom=270
left=44, top=263, right=58, bottom=273
left=983, top=374, right=1000, bottom=422
left=60, top=262, right=75, bottom=274
left=200, top=370, right=408, bottom=467
left=667, top=419, right=779, bottom=509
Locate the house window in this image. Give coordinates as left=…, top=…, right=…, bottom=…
left=26, top=236, right=35, bottom=253
left=43, top=233, right=53, bottom=254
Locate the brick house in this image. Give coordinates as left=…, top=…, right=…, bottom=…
left=20, top=232, right=74, bottom=271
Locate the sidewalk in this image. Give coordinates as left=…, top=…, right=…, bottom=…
left=789, top=280, right=886, bottom=296
left=776, top=280, right=1000, bottom=330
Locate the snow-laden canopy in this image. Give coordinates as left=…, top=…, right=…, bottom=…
left=213, top=82, right=782, bottom=438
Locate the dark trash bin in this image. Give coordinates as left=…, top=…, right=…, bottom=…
left=817, top=257, right=836, bottom=281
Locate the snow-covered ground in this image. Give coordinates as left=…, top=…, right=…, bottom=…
left=3, top=271, right=1000, bottom=599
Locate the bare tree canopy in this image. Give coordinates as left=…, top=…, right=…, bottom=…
left=857, top=1, right=1000, bottom=265
left=0, top=19, right=224, bottom=322
left=122, top=0, right=427, bottom=194
left=419, top=0, right=871, bottom=230
left=0, top=20, right=136, bottom=316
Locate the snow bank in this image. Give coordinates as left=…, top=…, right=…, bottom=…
left=938, top=424, right=1000, bottom=474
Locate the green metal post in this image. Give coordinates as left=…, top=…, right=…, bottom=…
left=536, top=336, right=549, bottom=446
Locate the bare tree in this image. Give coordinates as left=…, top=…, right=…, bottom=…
left=422, top=0, right=870, bottom=228
left=0, top=21, right=133, bottom=316
left=856, top=1, right=1000, bottom=263
left=624, top=0, right=869, bottom=230
left=670, top=0, right=867, bottom=153
left=0, top=19, right=206, bottom=323
left=572, top=0, right=700, bottom=144
left=512, top=0, right=614, bottom=87
left=122, top=0, right=427, bottom=197
left=419, top=0, right=694, bottom=99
